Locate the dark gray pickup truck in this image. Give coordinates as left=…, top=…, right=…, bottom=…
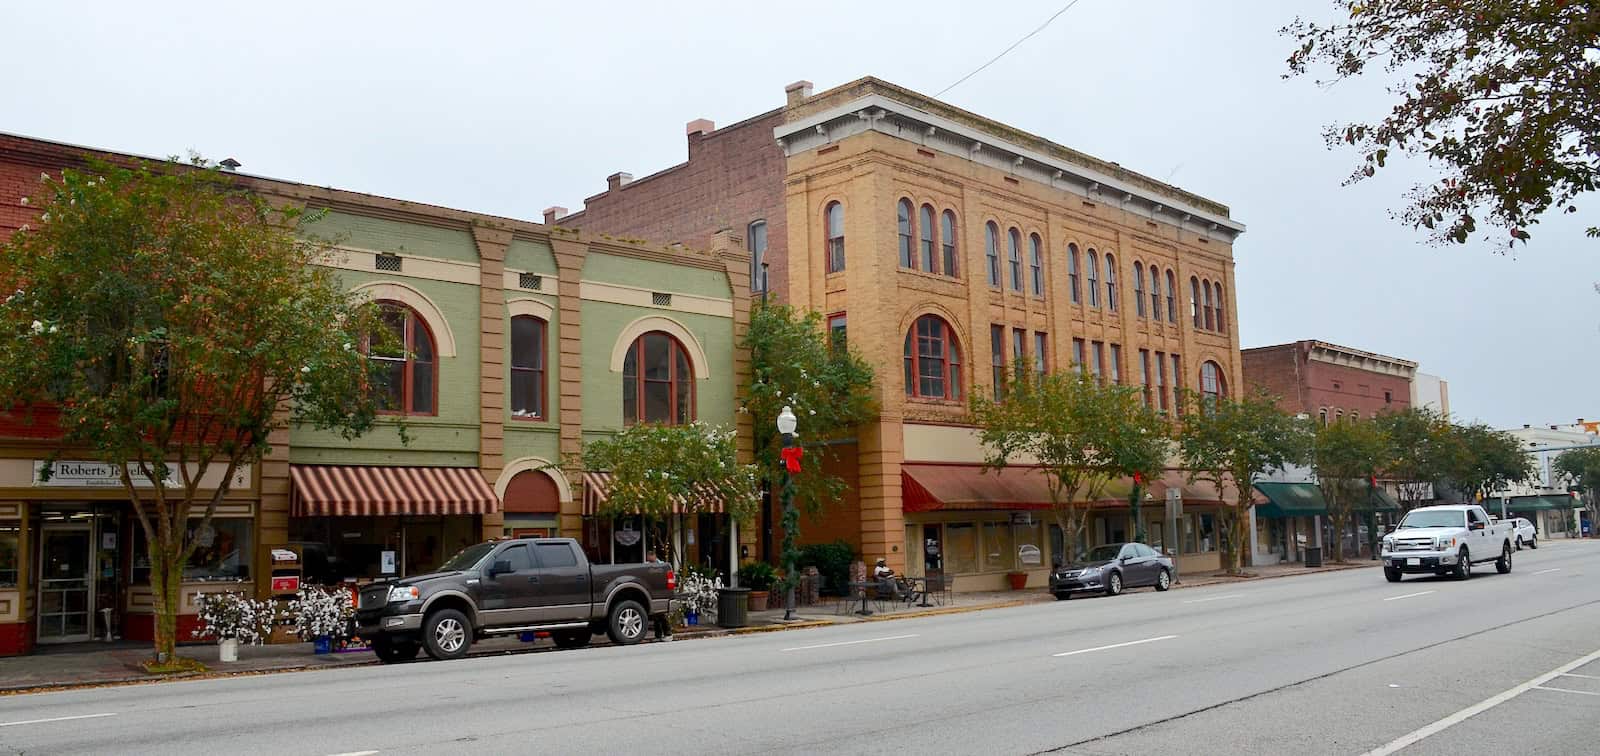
left=354, top=537, right=674, bottom=662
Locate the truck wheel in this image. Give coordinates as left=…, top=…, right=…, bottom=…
left=372, top=636, right=420, bottom=663
left=1530, top=536, right=1538, bottom=549
left=1384, top=567, right=1402, bottom=583
left=1453, top=548, right=1472, bottom=580
left=1496, top=543, right=1512, bottom=574
left=552, top=629, right=591, bottom=649
left=422, top=609, right=472, bottom=660
left=606, top=600, right=648, bottom=645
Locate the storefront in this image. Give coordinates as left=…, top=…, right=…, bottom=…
left=578, top=472, right=735, bottom=573
left=1254, top=482, right=1399, bottom=563
left=1497, top=493, right=1583, bottom=540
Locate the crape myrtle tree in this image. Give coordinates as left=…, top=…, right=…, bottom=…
left=0, top=159, right=398, bottom=667
left=1554, top=446, right=1600, bottom=535
left=1444, top=422, right=1535, bottom=507
left=1312, top=417, right=1388, bottom=563
left=1374, top=406, right=1457, bottom=511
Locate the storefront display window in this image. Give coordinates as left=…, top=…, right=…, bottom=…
left=1013, top=520, right=1044, bottom=568
left=133, top=518, right=252, bottom=583
left=290, top=516, right=477, bottom=584
left=0, top=524, right=17, bottom=586
left=982, top=521, right=1014, bottom=571
left=945, top=523, right=977, bottom=574
left=1196, top=513, right=1216, bottom=553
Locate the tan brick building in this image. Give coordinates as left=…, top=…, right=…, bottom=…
left=561, top=77, right=1247, bottom=588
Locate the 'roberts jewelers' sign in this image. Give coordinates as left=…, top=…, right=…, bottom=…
left=32, top=460, right=251, bottom=489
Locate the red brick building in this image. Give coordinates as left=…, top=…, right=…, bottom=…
left=1241, top=341, right=1415, bottom=424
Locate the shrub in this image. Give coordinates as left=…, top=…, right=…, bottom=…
left=798, top=540, right=856, bottom=596
left=740, top=561, right=779, bottom=592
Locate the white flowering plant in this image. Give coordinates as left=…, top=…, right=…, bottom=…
left=290, top=586, right=355, bottom=640
left=674, top=568, right=722, bottom=618
left=192, top=592, right=274, bottom=644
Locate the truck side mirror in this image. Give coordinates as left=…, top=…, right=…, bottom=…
left=488, top=559, right=512, bottom=577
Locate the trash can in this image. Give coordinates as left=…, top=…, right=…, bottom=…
left=1304, top=547, right=1323, bottom=568
left=717, top=587, right=751, bottom=628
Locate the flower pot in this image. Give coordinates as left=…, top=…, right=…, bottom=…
left=747, top=590, right=769, bottom=612
left=685, top=611, right=699, bottom=626
left=313, top=635, right=332, bottom=654
left=218, top=638, right=239, bottom=663
left=1006, top=571, right=1029, bottom=590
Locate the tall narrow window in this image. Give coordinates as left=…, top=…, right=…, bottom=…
left=1104, top=253, right=1118, bottom=312
left=747, top=220, right=768, bottom=293
left=1033, top=331, right=1047, bottom=379
left=990, top=324, right=1006, bottom=401
left=370, top=302, right=437, bottom=416
left=827, top=313, right=847, bottom=351
left=897, top=198, right=915, bottom=269
left=985, top=222, right=1001, bottom=287
left=1203, top=279, right=1215, bottom=331
left=1072, top=338, right=1086, bottom=372
left=920, top=204, right=937, bottom=273
left=623, top=331, right=695, bottom=425
left=1008, top=228, right=1024, bottom=291
left=940, top=210, right=958, bottom=278
left=1109, top=344, right=1122, bottom=384
left=1139, top=349, right=1152, bottom=406
left=1170, top=354, right=1182, bottom=414
left=1086, top=251, right=1101, bottom=307
left=904, top=315, right=962, bottom=401
left=1091, top=341, right=1104, bottom=382
left=1150, top=266, right=1162, bottom=322
left=825, top=202, right=845, bottom=273
left=1165, top=270, right=1177, bottom=322
left=510, top=315, right=547, bottom=420
left=1190, top=276, right=1202, bottom=328
left=1134, top=262, right=1146, bottom=317
left=1213, top=283, right=1226, bottom=332
left=1012, top=328, right=1026, bottom=371
left=1067, top=244, right=1082, bottom=304
left=1028, top=233, right=1044, bottom=296
left=1154, top=351, right=1167, bottom=411
left=1200, top=361, right=1225, bottom=401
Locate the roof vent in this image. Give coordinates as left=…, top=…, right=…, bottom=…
left=651, top=292, right=673, bottom=307
left=518, top=272, right=543, bottom=291
left=219, top=158, right=241, bottom=172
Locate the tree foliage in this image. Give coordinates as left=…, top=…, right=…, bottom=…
left=1178, top=389, right=1313, bottom=574
left=0, top=158, right=396, bottom=662
left=1312, top=418, right=1388, bottom=562
left=1373, top=406, right=1457, bottom=509
left=1285, top=1, right=1600, bottom=248
left=1553, top=445, right=1600, bottom=526
left=577, top=422, right=761, bottom=529
left=1442, top=422, right=1534, bottom=502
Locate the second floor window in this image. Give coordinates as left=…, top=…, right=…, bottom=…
left=370, top=301, right=436, bottom=416
left=903, top=315, right=962, bottom=401
left=825, top=202, right=845, bottom=273
left=1033, top=331, right=1047, bottom=380
left=898, top=199, right=915, bottom=269
left=1201, top=361, right=1225, bottom=401
left=509, top=315, right=547, bottom=419
left=623, top=331, right=694, bottom=425
left=990, top=324, right=1006, bottom=401
left=1109, top=344, right=1122, bottom=384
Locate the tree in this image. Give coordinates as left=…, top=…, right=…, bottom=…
left=1284, top=1, right=1600, bottom=248
left=1554, top=446, right=1600, bottom=534
left=1178, top=389, right=1313, bottom=574
left=0, top=159, right=395, bottom=667
left=1373, top=406, right=1456, bottom=510
left=1312, top=418, right=1388, bottom=563
left=971, top=369, right=1163, bottom=562
left=742, top=303, right=875, bottom=587
left=1443, top=422, right=1534, bottom=504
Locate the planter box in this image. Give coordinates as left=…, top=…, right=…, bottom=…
left=747, top=591, right=769, bottom=612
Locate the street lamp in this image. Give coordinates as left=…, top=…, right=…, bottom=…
left=777, top=406, right=798, bottom=620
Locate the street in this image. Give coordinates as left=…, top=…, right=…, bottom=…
left=4, top=541, right=1599, bottom=756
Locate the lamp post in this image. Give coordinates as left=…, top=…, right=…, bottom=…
left=777, top=406, right=799, bottom=621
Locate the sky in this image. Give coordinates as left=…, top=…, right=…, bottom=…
left=6, top=0, right=1594, bottom=429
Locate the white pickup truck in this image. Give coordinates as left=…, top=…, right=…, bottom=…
left=1380, top=504, right=1514, bottom=582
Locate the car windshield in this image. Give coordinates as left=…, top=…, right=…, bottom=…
left=1086, top=545, right=1124, bottom=562
left=1398, top=510, right=1466, bottom=529
left=437, top=543, right=495, bottom=572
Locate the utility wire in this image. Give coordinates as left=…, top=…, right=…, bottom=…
left=934, top=0, right=1086, bottom=98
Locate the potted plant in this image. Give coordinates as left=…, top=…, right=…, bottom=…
left=1006, top=571, right=1029, bottom=590
left=740, top=561, right=778, bottom=611
left=675, top=568, right=720, bottom=626
left=192, top=592, right=272, bottom=662
left=290, top=586, right=354, bottom=653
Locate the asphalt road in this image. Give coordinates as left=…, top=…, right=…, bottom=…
left=4, top=540, right=1599, bottom=756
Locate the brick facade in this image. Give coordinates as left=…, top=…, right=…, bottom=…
left=1242, top=341, right=1415, bottom=422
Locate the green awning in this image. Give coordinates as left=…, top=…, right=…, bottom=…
left=1359, top=486, right=1401, bottom=512
left=1254, top=482, right=1399, bottom=517
left=1498, top=494, right=1581, bottom=512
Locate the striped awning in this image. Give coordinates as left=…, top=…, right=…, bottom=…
left=581, top=471, right=724, bottom=516
left=290, top=465, right=499, bottom=517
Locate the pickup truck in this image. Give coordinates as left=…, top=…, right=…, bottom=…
left=354, top=537, right=674, bottom=662
left=1380, top=504, right=1514, bottom=583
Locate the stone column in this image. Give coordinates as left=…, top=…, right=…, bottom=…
left=550, top=231, right=590, bottom=539
left=474, top=225, right=513, bottom=540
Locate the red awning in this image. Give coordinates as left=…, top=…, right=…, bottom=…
left=290, top=465, right=499, bottom=517
left=902, top=464, right=1228, bottom=513
left=581, top=471, right=724, bottom=516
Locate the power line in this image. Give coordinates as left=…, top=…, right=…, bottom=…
left=934, top=0, right=1086, bottom=98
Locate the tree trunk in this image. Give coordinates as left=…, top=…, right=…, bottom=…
left=1129, top=483, right=1145, bottom=545
left=149, top=543, right=183, bottom=663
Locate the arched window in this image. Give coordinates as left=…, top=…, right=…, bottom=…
left=1068, top=244, right=1082, bottom=304
left=1086, top=251, right=1101, bottom=307
left=1200, top=361, right=1225, bottom=401
left=903, top=315, right=962, bottom=401
left=1007, top=228, right=1023, bottom=291
left=825, top=202, right=845, bottom=273
left=1319, top=408, right=1329, bottom=425
left=940, top=210, right=958, bottom=278
left=1213, top=283, right=1226, bottom=332
left=1028, top=233, right=1044, bottom=296
left=1203, top=279, right=1215, bottom=331
left=622, top=331, right=695, bottom=425
left=1104, top=253, right=1118, bottom=312
left=747, top=220, right=767, bottom=293
left=1165, top=270, right=1177, bottom=322
left=1133, top=262, right=1146, bottom=317
left=510, top=315, right=547, bottom=419
left=985, top=222, right=1001, bottom=287
left=897, top=199, right=915, bottom=269
left=920, top=204, right=937, bottom=273
left=1150, top=265, right=1162, bottom=321
left=1190, top=276, right=1202, bottom=328
left=371, top=301, right=436, bottom=415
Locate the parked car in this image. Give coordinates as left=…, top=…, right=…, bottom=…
left=1380, top=504, right=1514, bottom=582
left=355, top=537, right=674, bottom=662
left=1049, top=542, right=1173, bottom=600
left=1507, top=517, right=1538, bottom=550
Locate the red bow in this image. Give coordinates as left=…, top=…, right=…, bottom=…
left=1133, top=472, right=1143, bottom=485
left=780, top=446, right=804, bottom=473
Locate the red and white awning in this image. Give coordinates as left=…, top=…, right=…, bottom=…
left=290, top=464, right=499, bottom=517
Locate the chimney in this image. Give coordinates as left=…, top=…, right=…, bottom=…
left=785, top=80, right=814, bottom=107
left=1579, top=418, right=1586, bottom=424
left=606, top=172, right=633, bottom=191
left=542, top=206, right=567, bottom=225
left=1524, top=424, right=1531, bottom=429
left=686, top=119, right=715, bottom=138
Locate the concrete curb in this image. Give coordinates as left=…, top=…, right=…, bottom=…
left=1169, top=561, right=1376, bottom=591
left=0, top=661, right=375, bottom=696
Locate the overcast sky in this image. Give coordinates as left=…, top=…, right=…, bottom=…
left=7, top=1, right=1594, bottom=429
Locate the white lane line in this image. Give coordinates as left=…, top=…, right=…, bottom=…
left=1533, top=568, right=1562, bottom=575
left=1053, top=635, right=1178, bottom=658
left=0, top=713, right=118, bottom=728
left=1362, top=647, right=1600, bottom=755
left=1533, top=685, right=1600, bottom=697
left=1383, top=590, right=1437, bottom=602
left=782, top=634, right=918, bottom=652
left=1561, top=672, right=1600, bottom=680
left=1182, top=594, right=1243, bottom=604
left=324, top=752, right=380, bottom=756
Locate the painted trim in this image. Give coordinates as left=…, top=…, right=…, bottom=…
left=350, top=281, right=459, bottom=357
left=608, top=315, right=713, bottom=380
left=506, top=298, right=556, bottom=322
left=494, top=457, right=573, bottom=503
left=579, top=280, right=733, bottom=318
left=319, top=246, right=480, bottom=286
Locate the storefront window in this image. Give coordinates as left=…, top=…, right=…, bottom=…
left=1192, top=513, right=1217, bottom=553
left=133, top=518, right=252, bottom=583
left=982, top=521, right=1015, bottom=572
left=0, top=524, right=17, bottom=586
left=1014, top=519, right=1044, bottom=568
left=290, top=516, right=477, bottom=584
left=945, top=523, right=978, bottom=574
left=1183, top=516, right=1197, bottom=554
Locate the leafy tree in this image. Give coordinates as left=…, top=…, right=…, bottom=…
left=0, top=159, right=395, bottom=666
left=1284, top=1, right=1600, bottom=248
left=1554, top=446, right=1600, bottom=532
left=1443, top=422, right=1534, bottom=504
left=971, top=369, right=1163, bottom=562
left=1373, top=406, right=1457, bottom=510
left=1312, top=418, right=1388, bottom=562
left=1178, top=389, right=1313, bottom=574
left=742, top=303, right=875, bottom=588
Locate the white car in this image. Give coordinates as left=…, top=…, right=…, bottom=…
left=1506, top=517, right=1538, bottom=550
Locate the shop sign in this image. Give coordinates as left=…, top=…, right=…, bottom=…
left=615, top=524, right=641, bottom=547
left=381, top=550, right=396, bottom=575
left=32, top=460, right=251, bottom=490
left=270, top=576, right=300, bottom=593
